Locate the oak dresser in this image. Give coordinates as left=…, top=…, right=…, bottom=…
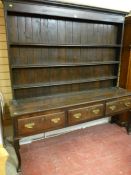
left=3, top=0, right=131, bottom=170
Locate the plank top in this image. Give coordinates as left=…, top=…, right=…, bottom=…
left=9, top=87, right=131, bottom=117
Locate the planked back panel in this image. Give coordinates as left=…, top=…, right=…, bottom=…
left=4, top=0, right=125, bottom=100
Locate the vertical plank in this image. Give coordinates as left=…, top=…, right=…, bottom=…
left=26, top=48, right=34, bottom=64
left=48, top=19, right=58, bottom=44
left=87, top=23, right=93, bottom=44
left=33, top=68, right=50, bottom=84
left=41, top=48, right=49, bottom=64
left=93, top=24, right=98, bottom=44
left=95, top=48, right=102, bottom=61
left=116, top=24, right=123, bottom=45
left=72, top=21, right=81, bottom=64
left=72, top=21, right=81, bottom=44
left=8, top=16, right=18, bottom=42
left=97, top=24, right=103, bottom=44
left=25, top=17, right=32, bottom=43
left=100, top=24, right=105, bottom=44
left=102, top=24, right=109, bottom=44
left=12, top=69, right=19, bottom=85
left=48, top=48, right=58, bottom=63
left=60, top=67, right=68, bottom=81
left=110, top=48, right=115, bottom=61
left=102, top=48, right=106, bottom=61
left=81, top=48, right=87, bottom=62
left=107, top=24, right=112, bottom=44
left=106, top=24, right=110, bottom=44
left=66, top=48, right=73, bottom=63
left=112, top=25, right=117, bottom=44
left=33, top=48, right=42, bottom=64
left=58, top=20, right=65, bottom=44
left=57, top=48, right=66, bottom=63
left=10, top=48, right=20, bottom=65
left=70, top=67, right=79, bottom=92
left=72, top=48, right=80, bottom=63
left=80, top=22, right=88, bottom=44
left=41, top=18, right=48, bottom=43
left=65, top=21, right=72, bottom=44
left=50, top=67, right=59, bottom=82
left=48, top=19, right=58, bottom=65
left=19, top=48, right=27, bottom=64
left=17, top=16, right=26, bottom=43
left=87, top=48, right=94, bottom=62
left=32, top=17, right=41, bottom=43
left=80, top=66, right=90, bottom=79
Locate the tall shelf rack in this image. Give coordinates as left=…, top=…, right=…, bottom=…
left=4, top=0, right=125, bottom=100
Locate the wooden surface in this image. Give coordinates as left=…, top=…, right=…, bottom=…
left=9, top=87, right=131, bottom=139
left=10, top=87, right=131, bottom=117
left=126, top=49, right=131, bottom=89
left=4, top=0, right=125, bottom=100
left=119, top=16, right=131, bottom=124
left=4, top=0, right=125, bottom=23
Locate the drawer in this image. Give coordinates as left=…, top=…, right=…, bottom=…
left=106, top=97, right=131, bottom=115
left=44, top=112, right=66, bottom=130
left=18, top=111, right=65, bottom=136
left=68, top=103, right=104, bottom=125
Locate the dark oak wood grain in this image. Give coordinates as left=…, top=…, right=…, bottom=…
left=10, top=87, right=131, bottom=117
left=6, top=7, right=123, bottom=99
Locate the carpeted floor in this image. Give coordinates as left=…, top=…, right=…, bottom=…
left=20, top=124, right=131, bottom=175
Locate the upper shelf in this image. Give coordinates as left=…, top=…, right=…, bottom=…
left=11, top=61, right=120, bottom=68
left=10, top=43, right=122, bottom=48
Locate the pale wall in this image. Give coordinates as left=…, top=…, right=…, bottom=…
left=54, top=0, right=131, bottom=12
left=0, top=1, right=12, bottom=104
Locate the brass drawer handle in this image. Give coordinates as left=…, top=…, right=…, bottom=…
left=51, top=118, right=60, bottom=124
left=92, top=109, right=100, bottom=115
left=24, top=122, right=35, bottom=129
left=109, top=105, right=116, bottom=111
left=73, top=113, right=82, bottom=119
left=124, top=102, right=131, bottom=107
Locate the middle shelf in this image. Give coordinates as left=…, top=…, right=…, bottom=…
left=13, top=76, right=117, bottom=89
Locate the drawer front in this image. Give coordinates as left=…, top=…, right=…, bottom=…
left=18, top=111, right=65, bottom=136
left=88, top=104, right=104, bottom=119
left=68, top=107, right=86, bottom=125
left=68, top=103, right=104, bottom=125
left=44, top=112, right=66, bottom=130
left=18, top=115, right=45, bottom=136
left=106, top=97, right=131, bottom=115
